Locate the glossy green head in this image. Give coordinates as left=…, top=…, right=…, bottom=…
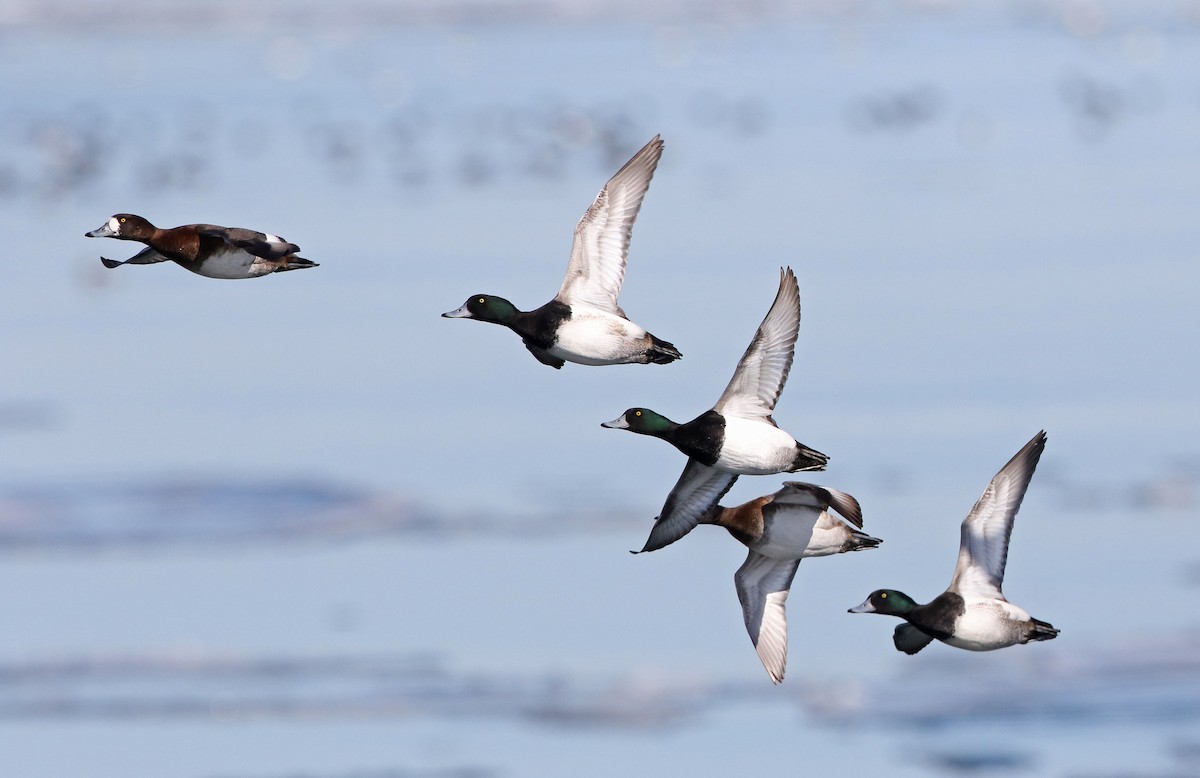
left=442, top=294, right=520, bottom=325
left=600, top=408, right=676, bottom=436
left=848, top=589, right=918, bottom=617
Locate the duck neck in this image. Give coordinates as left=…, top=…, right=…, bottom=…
left=665, top=409, right=723, bottom=464
left=511, top=299, right=569, bottom=346
left=486, top=297, right=522, bottom=326
left=884, top=591, right=919, bottom=617
left=639, top=414, right=682, bottom=443
left=703, top=497, right=768, bottom=545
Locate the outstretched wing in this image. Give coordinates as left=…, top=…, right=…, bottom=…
left=101, top=245, right=171, bottom=268
left=634, top=459, right=737, bottom=553
left=713, top=267, right=800, bottom=421
left=193, top=225, right=300, bottom=260
left=949, top=431, right=1048, bottom=600
left=735, top=551, right=802, bottom=684
left=555, top=136, right=663, bottom=314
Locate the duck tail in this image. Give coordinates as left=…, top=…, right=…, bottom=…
left=1028, top=618, right=1060, bottom=642
left=845, top=528, right=882, bottom=552
left=279, top=256, right=319, bottom=272
left=790, top=443, right=829, bottom=473
left=646, top=335, right=682, bottom=365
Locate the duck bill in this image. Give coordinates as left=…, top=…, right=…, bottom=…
left=441, top=304, right=473, bottom=319
left=85, top=222, right=117, bottom=238
left=600, top=415, right=629, bottom=430
left=848, top=598, right=876, bottom=614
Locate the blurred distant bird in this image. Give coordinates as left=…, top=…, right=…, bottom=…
left=85, top=214, right=317, bottom=278
left=442, top=135, right=681, bottom=369
left=703, top=482, right=880, bottom=684
left=849, top=431, right=1059, bottom=654
left=604, top=267, right=829, bottom=553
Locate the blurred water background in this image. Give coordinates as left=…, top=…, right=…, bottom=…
left=1, top=1, right=1199, bottom=775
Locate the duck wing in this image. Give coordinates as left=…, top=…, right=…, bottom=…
left=101, top=245, right=170, bottom=268
left=893, top=623, right=936, bottom=655
left=634, top=459, right=737, bottom=553
left=555, top=136, right=663, bottom=315
left=776, top=482, right=863, bottom=529
left=948, top=431, right=1048, bottom=600
left=713, top=267, right=800, bottom=421
left=523, top=341, right=565, bottom=369
left=735, top=550, right=801, bottom=684
left=193, top=225, right=300, bottom=259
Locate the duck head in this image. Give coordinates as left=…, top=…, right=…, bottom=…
left=442, top=295, right=519, bottom=325
left=86, top=213, right=155, bottom=240
left=849, top=589, right=917, bottom=617
left=601, top=408, right=676, bottom=436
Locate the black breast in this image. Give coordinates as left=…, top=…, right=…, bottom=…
left=909, top=592, right=966, bottom=640
left=516, top=299, right=572, bottom=349
left=668, top=410, right=725, bottom=466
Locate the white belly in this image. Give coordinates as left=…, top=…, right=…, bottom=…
left=715, top=417, right=797, bottom=475
left=801, top=514, right=848, bottom=558
left=548, top=311, right=648, bottom=365
left=193, top=248, right=268, bottom=279
left=942, top=601, right=1029, bottom=651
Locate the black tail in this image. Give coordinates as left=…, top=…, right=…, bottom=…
left=279, top=256, right=319, bottom=272
left=846, top=529, right=882, bottom=552
left=647, top=335, right=681, bottom=365
left=1027, top=618, right=1060, bottom=642
left=790, top=443, right=829, bottom=472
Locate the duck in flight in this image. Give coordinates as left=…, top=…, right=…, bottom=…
left=85, top=214, right=317, bottom=278
left=849, top=431, right=1059, bottom=654
left=603, top=267, right=829, bottom=553
left=704, top=482, right=880, bottom=683
left=442, top=135, right=681, bottom=369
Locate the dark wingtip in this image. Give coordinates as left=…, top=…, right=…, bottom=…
left=100, top=257, right=122, bottom=269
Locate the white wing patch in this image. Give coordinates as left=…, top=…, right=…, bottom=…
left=556, top=136, right=663, bottom=314
left=735, top=552, right=801, bottom=684
left=949, top=431, right=1048, bottom=601
left=714, top=267, right=801, bottom=421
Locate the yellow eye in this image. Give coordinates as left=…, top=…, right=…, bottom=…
left=478, top=297, right=485, bottom=304
left=634, top=410, right=642, bottom=417
left=880, top=592, right=888, bottom=599
left=119, top=217, right=126, bottom=223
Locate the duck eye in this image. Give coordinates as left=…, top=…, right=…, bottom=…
left=477, top=297, right=485, bottom=304
left=880, top=592, right=888, bottom=599
left=119, top=217, right=126, bottom=223
left=634, top=410, right=642, bottom=417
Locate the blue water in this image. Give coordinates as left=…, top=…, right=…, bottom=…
left=1, top=3, right=1199, bottom=776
